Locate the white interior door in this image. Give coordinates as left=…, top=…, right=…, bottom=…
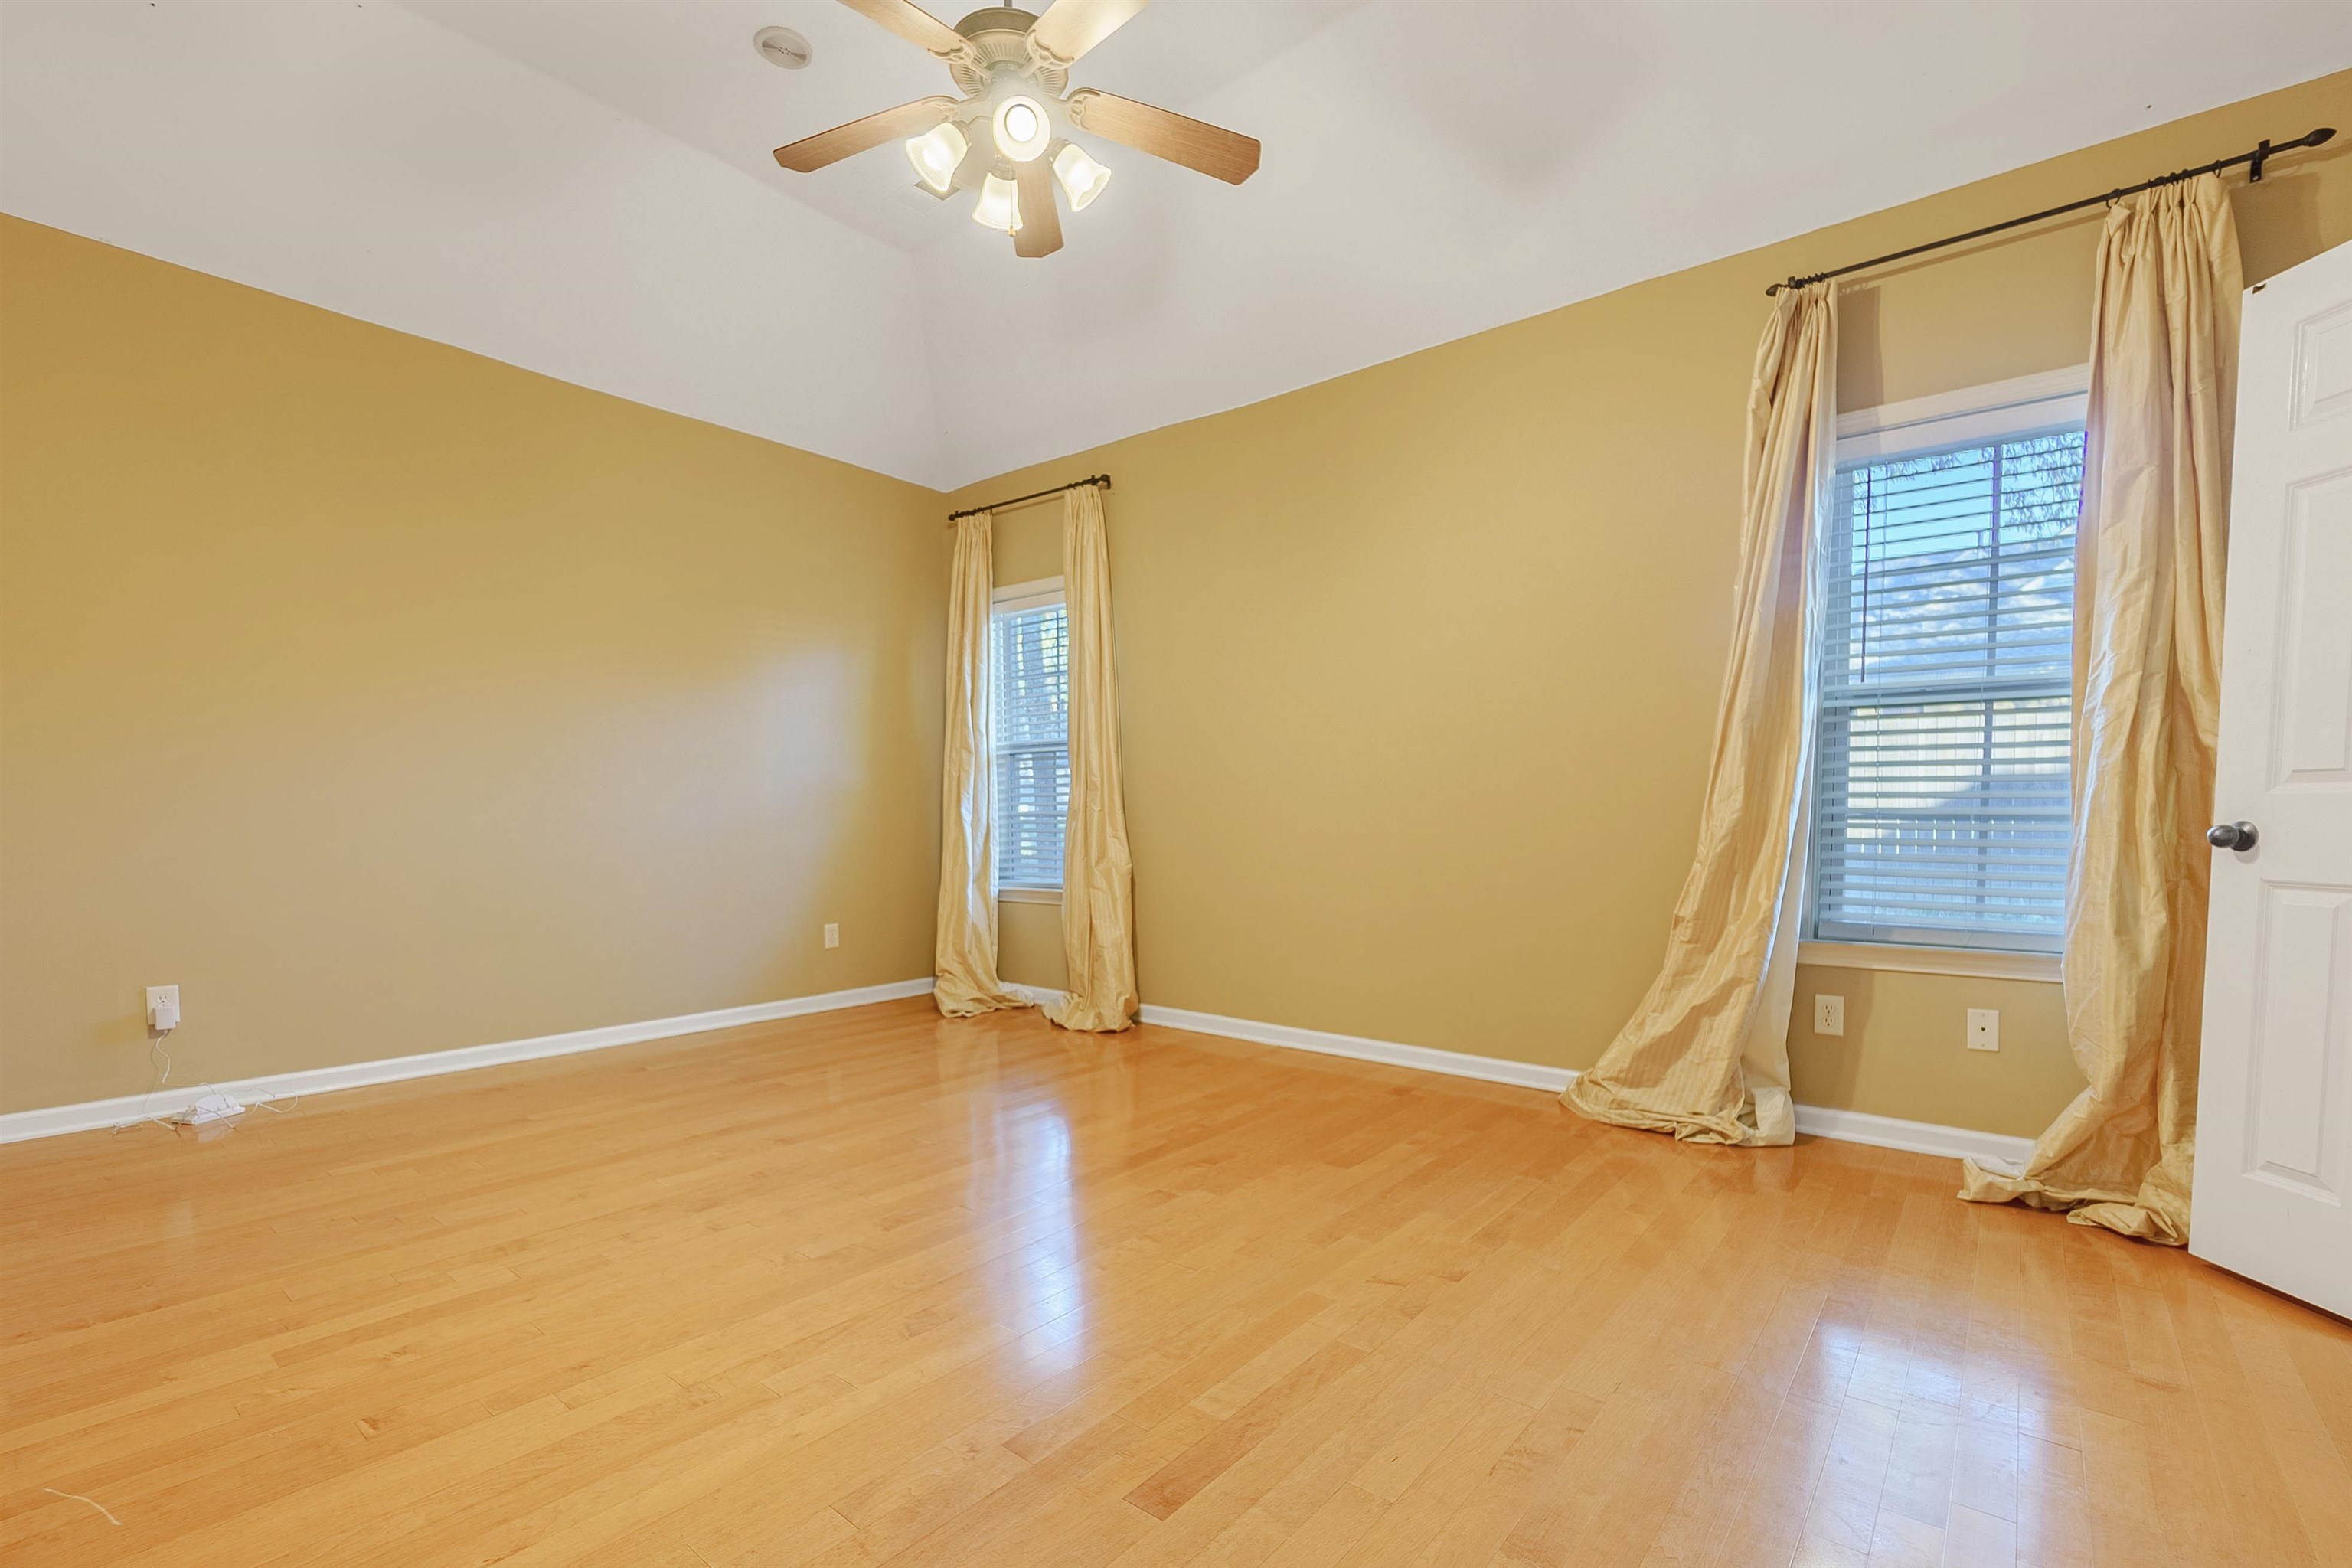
left=2190, top=239, right=2352, bottom=1316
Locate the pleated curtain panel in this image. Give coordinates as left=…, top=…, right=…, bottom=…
left=933, top=511, right=1025, bottom=1017
left=1046, top=484, right=1140, bottom=1031
left=1960, top=175, right=2243, bottom=1244
left=931, top=490, right=1138, bottom=1031
left=1562, top=283, right=1838, bottom=1146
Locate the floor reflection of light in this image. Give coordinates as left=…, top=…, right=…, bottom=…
left=982, top=1098, right=1089, bottom=1354
left=932, top=1017, right=1109, bottom=1373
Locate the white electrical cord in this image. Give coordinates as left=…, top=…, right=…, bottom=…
left=112, top=1029, right=180, bottom=1136
left=42, top=1488, right=122, bottom=1526
left=109, top=1027, right=303, bottom=1133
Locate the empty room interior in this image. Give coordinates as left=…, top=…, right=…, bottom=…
left=5, top=2, right=2352, bottom=1563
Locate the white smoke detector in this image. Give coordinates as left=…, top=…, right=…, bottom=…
left=753, top=26, right=812, bottom=70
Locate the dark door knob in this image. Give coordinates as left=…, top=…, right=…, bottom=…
left=2208, top=821, right=2259, bottom=851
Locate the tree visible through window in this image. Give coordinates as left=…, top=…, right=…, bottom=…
left=1811, top=428, right=2084, bottom=952
left=992, top=597, right=1069, bottom=890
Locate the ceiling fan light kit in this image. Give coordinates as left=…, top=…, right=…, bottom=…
left=771, top=0, right=1259, bottom=258
left=905, top=119, right=969, bottom=194
left=992, top=94, right=1050, bottom=162
left=973, top=172, right=1023, bottom=233
left=1052, top=141, right=1111, bottom=211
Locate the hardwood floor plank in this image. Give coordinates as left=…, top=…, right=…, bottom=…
left=4, top=999, right=2345, bottom=1566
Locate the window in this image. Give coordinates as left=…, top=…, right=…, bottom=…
left=1810, top=371, right=2087, bottom=954
left=991, top=577, right=1069, bottom=894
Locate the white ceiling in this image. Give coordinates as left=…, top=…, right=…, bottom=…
left=5, top=2, right=2349, bottom=490
left=415, top=1, right=1351, bottom=255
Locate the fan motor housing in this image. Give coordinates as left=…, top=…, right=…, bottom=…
left=950, top=8, right=1066, bottom=94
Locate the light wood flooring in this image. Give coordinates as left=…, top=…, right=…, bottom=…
left=4, top=998, right=2348, bottom=1566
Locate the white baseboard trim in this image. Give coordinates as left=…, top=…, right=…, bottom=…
left=1137, top=1001, right=2035, bottom=1167
left=5, top=981, right=2040, bottom=1171
left=1789, top=1105, right=2034, bottom=1168
left=1137, top=1003, right=1576, bottom=1093
left=0, top=978, right=936, bottom=1145
left=1006, top=983, right=1067, bottom=1011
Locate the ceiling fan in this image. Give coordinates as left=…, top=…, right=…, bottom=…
left=771, top=0, right=1260, bottom=257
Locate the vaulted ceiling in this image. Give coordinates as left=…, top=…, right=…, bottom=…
left=5, top=2, right=2347, bottom=488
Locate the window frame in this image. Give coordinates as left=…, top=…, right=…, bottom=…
left=1798, top=366, right=2089, bottom=979
left=989, top=575, right=1068, bottom=903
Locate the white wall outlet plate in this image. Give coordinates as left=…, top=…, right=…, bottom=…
left=1813, top=994, right=1844, bottom=1037
left=1967, top=1008, right=2000, bottom=1051
left=823, top=923, right=840, bottom=949
left=146, top=985, right=181, bottom=1031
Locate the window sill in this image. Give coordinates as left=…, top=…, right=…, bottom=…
left=999, top=886, right=1063, bottom=906
left=1798, top=940, right=2060, bottom=983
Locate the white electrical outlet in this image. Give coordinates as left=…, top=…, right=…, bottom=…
left=823, top=923, right=840, bottom=949
left=1967, top=1008, right=2000, bottom=1052
left=146, top=985, right=181, bottom=1031
left=1813, top=994, right=1844, bottom=1037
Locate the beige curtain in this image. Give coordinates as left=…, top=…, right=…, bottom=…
left=1960, top=175, right=2240, bottom=1245
left=934, top=512, right=1026, bottom=1017
left=1044, top=484, right=1139, bottom=1032
left=1561, top=283, right=1836, bottom=1146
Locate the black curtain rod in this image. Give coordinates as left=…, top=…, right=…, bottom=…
left=1766, top=126, right=2336, bottom=297
left=946, top=474, right=1111, bottom=523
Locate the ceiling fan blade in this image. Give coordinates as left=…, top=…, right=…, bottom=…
left=836, top=0, right=975, bottom=61
left=1064, top=90, right=1258, bottom=185
left=1026, top=0, right=1148, bottom=67
left=1013, top=160, right=1064, bottom=257
left=773, top=97, right=954, bottom=172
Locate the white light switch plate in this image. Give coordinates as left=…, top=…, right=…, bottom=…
left=1967, top=1008, right=2000, bottom=1051
left=1813, top=995, right=1844, bottom=1037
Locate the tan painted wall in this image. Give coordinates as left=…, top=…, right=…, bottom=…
left=959, top=72, right=2352, bottom=1138
left=8, top=76, right=2344, bottom=1135
left=0, top=217, right=946, bottom=1115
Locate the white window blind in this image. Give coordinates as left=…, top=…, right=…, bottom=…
left=992, top=596, right=1069, bottom=890
left=1811, top=426, right=2084, bottom=952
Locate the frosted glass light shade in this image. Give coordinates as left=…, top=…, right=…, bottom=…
left=972, top=172, right=1022, bottom=233
left=904, top=121, right=967, bottom=195
left=1052, top=143, right=1111, bottom=211
left=991, top=95, right=1050, bottom=163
